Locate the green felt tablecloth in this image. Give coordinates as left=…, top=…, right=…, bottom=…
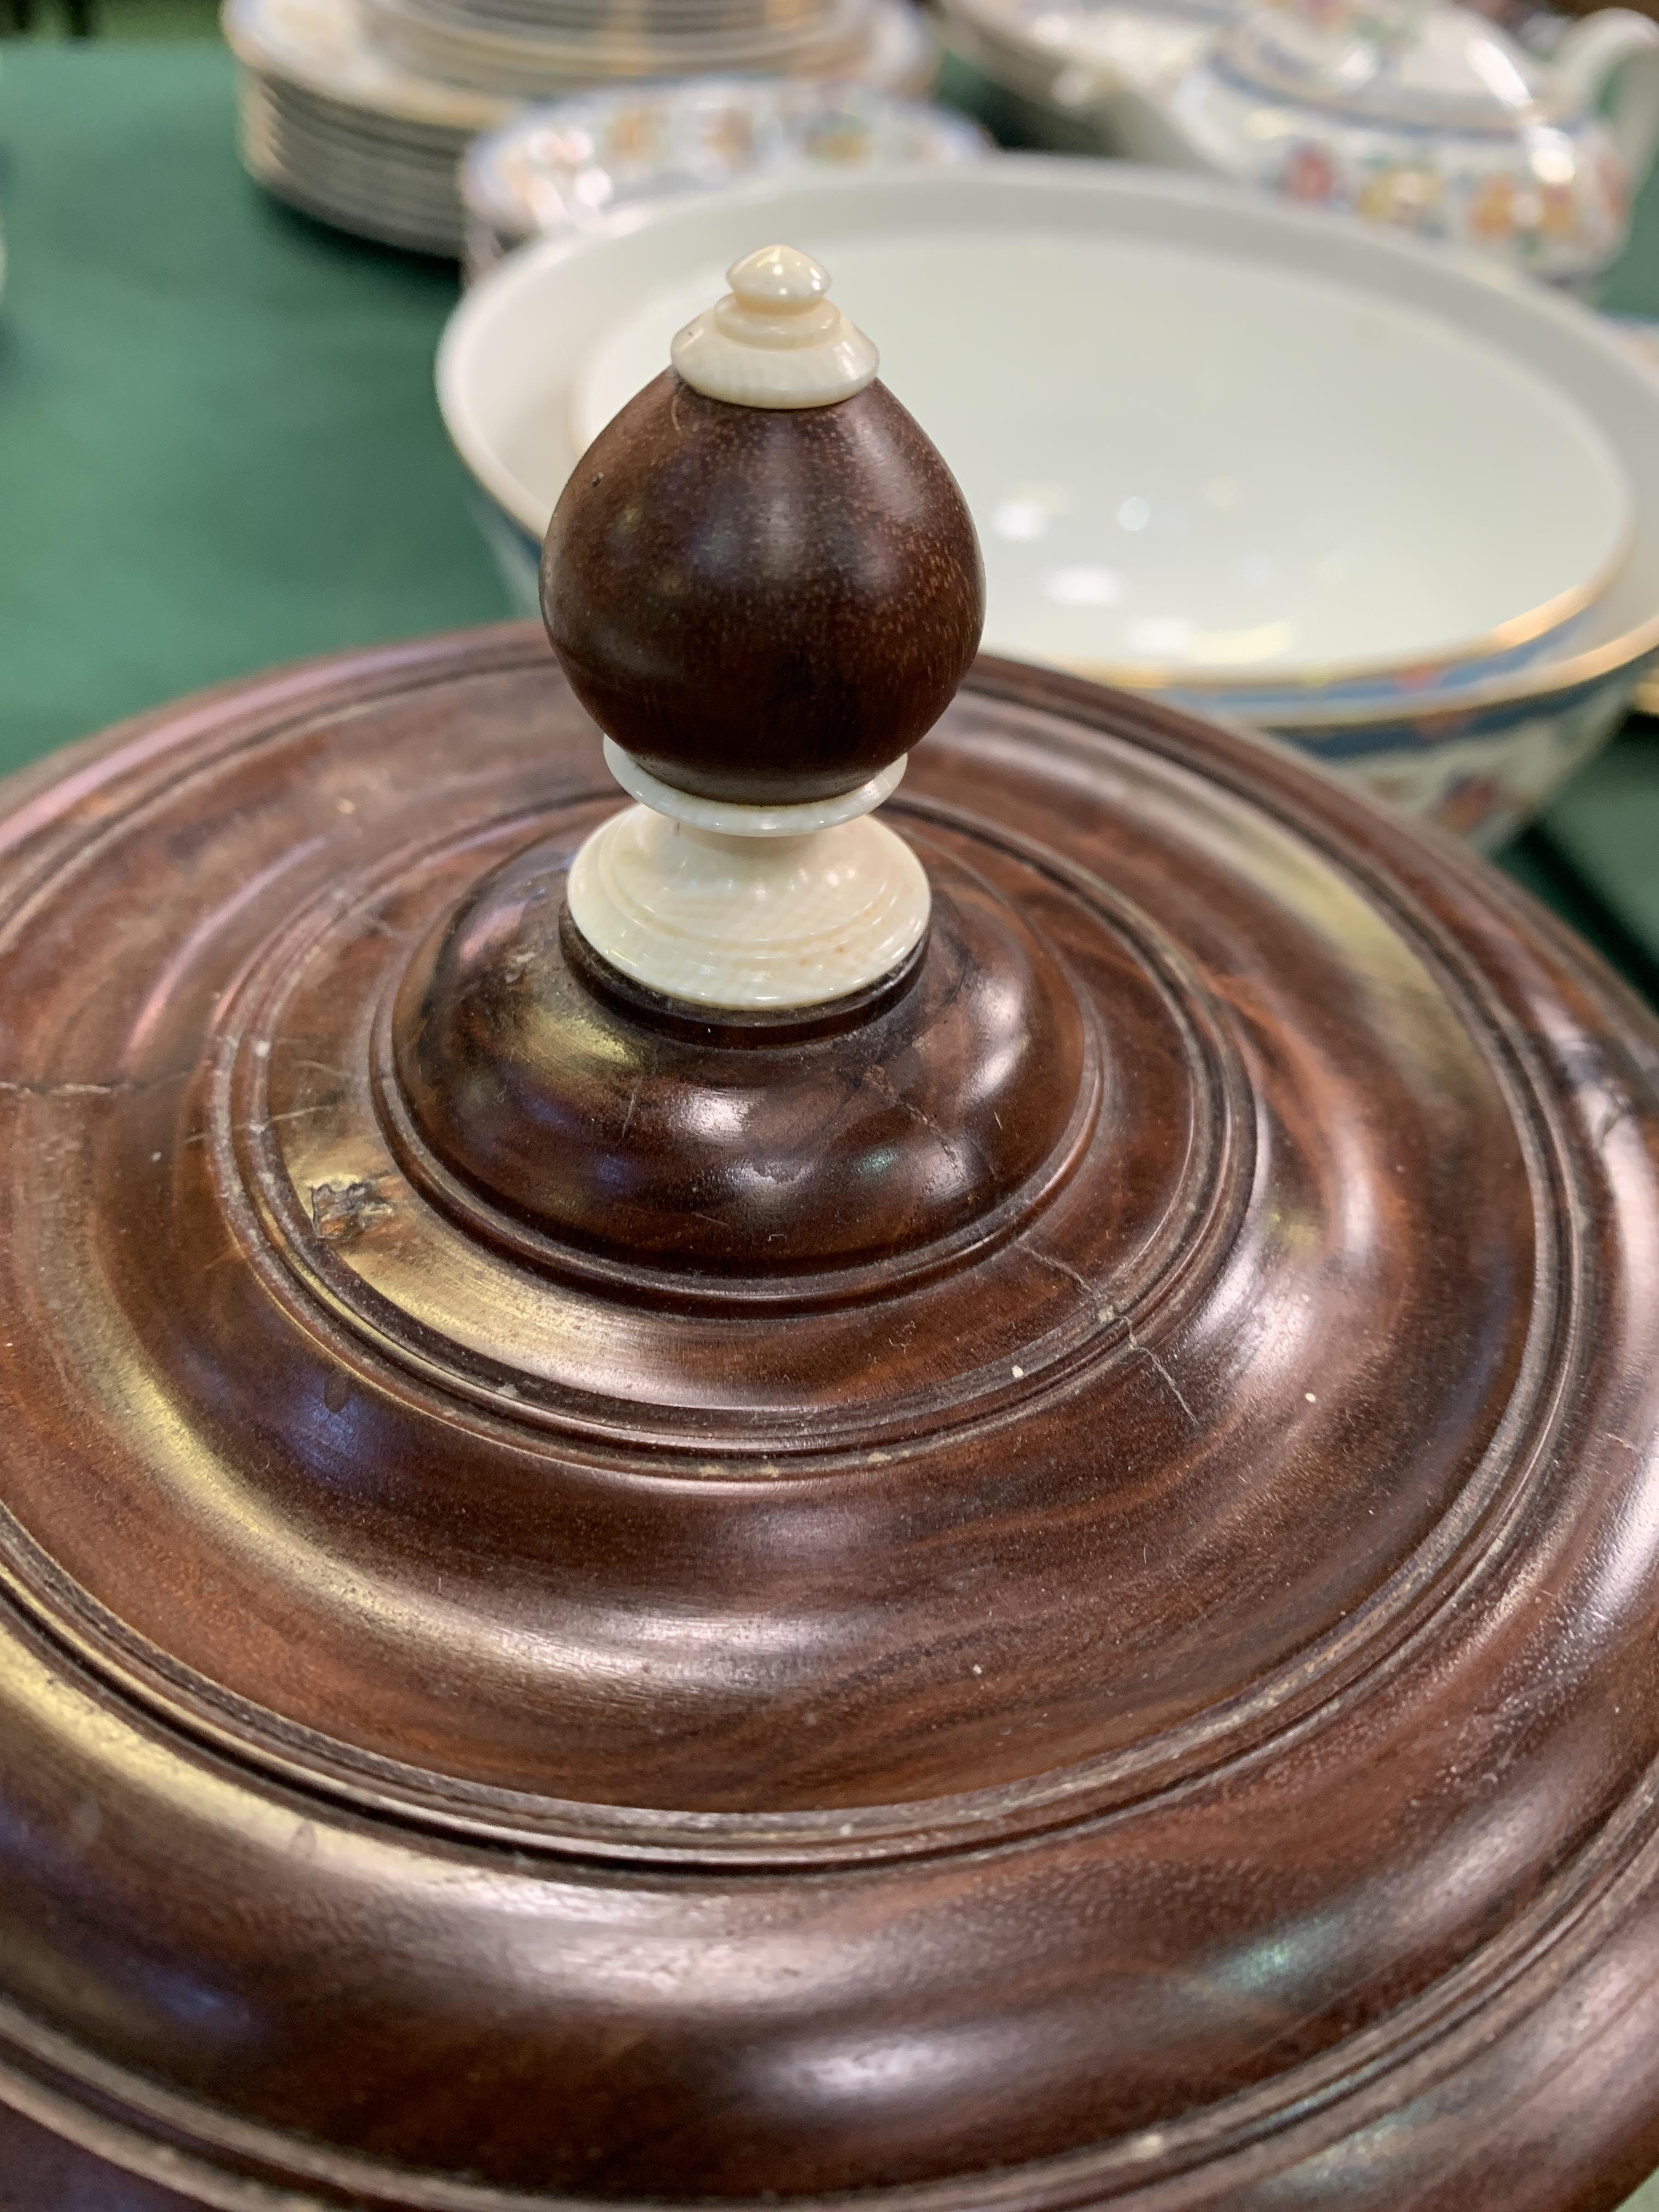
left=1, top=37, right=1657, bottom=994
left=0, top=41, right=507, bottom=757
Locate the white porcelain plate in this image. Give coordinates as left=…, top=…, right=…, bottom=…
left=224, top=0, right=509, bottom=130
left=571, top=225, right=1631, bottom=690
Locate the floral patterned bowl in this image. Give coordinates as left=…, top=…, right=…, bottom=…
left=460, top=78, right=991, bottom=283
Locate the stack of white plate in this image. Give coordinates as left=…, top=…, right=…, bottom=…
left=223, top=0, right=938, bottom=257
left=227, top=0, right=508, bottom=254
left=438, top=162, right=1659, bottom=849
left=460, top=77, right=989, bottom=280
left=364, top=0, right=876, bottom=98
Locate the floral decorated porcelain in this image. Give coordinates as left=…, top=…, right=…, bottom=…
left=1141, top=0, right=1659, bottom=286
left=1311, top=673, right=1638, bottom=842
left=940, top=0, right=1659, bottom=284
left=223, top=0, right=940, bottom=256
left=938, top=0, right=1227, bottom=132
left=460, top=80, right=988, bottom=283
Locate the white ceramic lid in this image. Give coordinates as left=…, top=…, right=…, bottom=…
left=569, top=220, right=1631, bottom=692
left=1222, top=0, right=1565, bottom=133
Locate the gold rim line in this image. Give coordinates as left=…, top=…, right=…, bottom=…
left=490, top=471, right=1659, bottom=733
left=1051, top=611, right=1659, bottom=731
left=468, top=392, right=1656, bottom=740
left=1047, top=512, right=1637, bottom=704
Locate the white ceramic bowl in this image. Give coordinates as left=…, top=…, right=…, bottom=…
left=571, top=230, right=1629, bottom=701
left=439, top=159, right=1659, bottom=845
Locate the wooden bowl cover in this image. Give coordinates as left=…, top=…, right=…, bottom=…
left=0, top=622, right=1657, bottom=2210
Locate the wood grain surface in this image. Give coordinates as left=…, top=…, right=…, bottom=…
left=540, top=374, right=985, bottom=804
left=0, top=629, right=1654, bottom=2209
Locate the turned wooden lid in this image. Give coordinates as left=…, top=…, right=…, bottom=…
left=2, top=252, right=1659, bottom=2212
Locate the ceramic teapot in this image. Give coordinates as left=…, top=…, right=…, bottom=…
left=5, top=244, right=1659, bottom=2212
left=1108, top=0, right=1659, bottom=286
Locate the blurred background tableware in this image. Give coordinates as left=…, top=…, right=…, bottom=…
left=223, top=0, right=938, bottom=255
left=461, top=77, right=990, bottom=280
left=360, top=0, right=936, bottom=100
left=439, top=159, right=1659, bottom=847
left=225, top=0, right=509, bottom=253
left=934, top=0, right=1659, bottom=287
left=935, top=0, right=1226, bottom=154
left=571, top=223, right=1630, bottom=705
left=4, top=14, right=1658, bottom=1034
left=1616, top=308, right=1659, bottom=720
left=1152, top=0, right=1659, bottom=289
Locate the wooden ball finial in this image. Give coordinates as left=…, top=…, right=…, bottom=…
left=540, top=243, right=984, bottom=809
left=540, top=244, right=985, bottom=1012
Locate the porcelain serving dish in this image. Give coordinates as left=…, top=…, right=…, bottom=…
left=366, top=0, right=885, bottom=99
left=223, top=0, right=937, bottom=253
left=936, top=0, right=1659, bottom=287
left=461, top=80, right=990, bottom=283
left=439, top=160, right=1659, bottom=845
left=1158, top=0, right=1659, bottom=290
left=570, top=227, right=1630, bottom=703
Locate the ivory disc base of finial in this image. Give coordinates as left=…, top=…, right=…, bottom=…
left=566, top=800, right=930, bottom=1011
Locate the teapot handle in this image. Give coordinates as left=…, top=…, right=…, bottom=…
left=1554, top=8, right=1659, bottom=186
